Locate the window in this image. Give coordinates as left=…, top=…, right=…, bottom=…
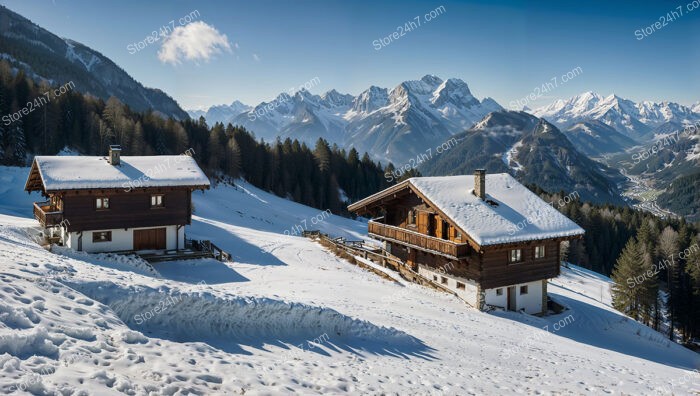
left=92, top=231, right=112, bottom=243
left=456, top=282, right=465, bottom=290
left=95, top=197, right=109, bottom=210
left=455, top=231, right=462, bottom=241
left=520, top=285, right=528, bottom=295
left=535, top=245, right=546, bottom=259
left=509, top=249, right=522, bottom=263
left=441, top=276, right=448, bottom=285
left=408, top=210, right=417, bottom=225
left=151, top=194, right=164, bottom=208
left=433, top=275, right=438, bottom=282
left=496, top=288, right=503, bottom=296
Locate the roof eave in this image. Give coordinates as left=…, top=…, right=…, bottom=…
left=479, top=231, right=585, bottom=249
left=347, top=180, right=412, bottom=212
left=24, top=159, right=47, bottom=194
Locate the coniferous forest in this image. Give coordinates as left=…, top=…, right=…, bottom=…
left=0, top=61, right=391, bottom=214
left=530, top=186, right=700, bottom=343
left=2, top=61, right=700, bottom=343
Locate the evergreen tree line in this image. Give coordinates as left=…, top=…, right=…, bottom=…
left=529, top=185, right=700, bottom=343
left=0, top=61, right=391, bottom=214
left=610, top=221, right=700, bottom=343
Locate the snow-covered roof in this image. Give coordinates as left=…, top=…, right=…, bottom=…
left=28, top=155, right=210, bottom=191
left=409, top=174, right=584, bottom=246
left=349, top=173, right=584, bottom=247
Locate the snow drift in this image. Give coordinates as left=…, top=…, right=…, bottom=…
left=65, top=280, right=428, bottom=357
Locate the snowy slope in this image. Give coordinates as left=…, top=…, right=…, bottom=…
left=0, top=165, right=699, bottom=394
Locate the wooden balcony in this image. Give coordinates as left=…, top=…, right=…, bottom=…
left=33, top=201, right=64, bottom=227
left=368, top=221, right=471, bottom=259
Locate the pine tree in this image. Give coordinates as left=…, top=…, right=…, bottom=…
left=207, top=124, right=225, bottom=171
left=684, top=236, right=700, bottom=339
left=658, top=226, right=680, bottom=339
left=637, top=219, right=654, bottom=252
left=313, top=138, right=331, bottom=173
left=225, top=137, right=241, bottom=179
left=7, top=119, right=26, bottom=165
left=612, top=238, right=645, bottom=319
left=611, top=237, right=658, bottom=325
left=0, top=122, right=4, bottom=163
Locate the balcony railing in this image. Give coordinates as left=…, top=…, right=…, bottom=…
left=368, top=221, right=470, bottom=259
left=33, top=201, right=64, bottom=227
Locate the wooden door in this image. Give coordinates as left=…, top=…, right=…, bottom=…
left=507, top=286, right=516, bottom=311
left=133, top=228, right=166, bottom=250
left=441, top=220, right=449, bottom=240
left=427, top=214, right=437, bottom=237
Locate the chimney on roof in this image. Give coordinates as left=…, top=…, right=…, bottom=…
left=109, top=145, right=121, bottom=166
left=474, top=169, right=486, bottom=200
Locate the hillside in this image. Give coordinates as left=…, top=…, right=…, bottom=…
left=419, top=111, right=626, bottom=205
left=563, top=120, right=638, bottom=157
left=0, top=6, right=188, bottom=120
left=657, top=171, right=700, bottom=222
left=0, top=165, right=698, bottom=394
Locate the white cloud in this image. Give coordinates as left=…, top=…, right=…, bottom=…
left=252, top=53, right=260, bottom=62
left=158, top=21, right=231, bottom=65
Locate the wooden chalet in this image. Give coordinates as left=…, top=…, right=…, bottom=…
left=348, top=170, right=584, bottom=314
left=25, top=145, right=210, bottom=253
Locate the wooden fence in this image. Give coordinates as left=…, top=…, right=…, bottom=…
left=303, top=230, right=472, bottom=305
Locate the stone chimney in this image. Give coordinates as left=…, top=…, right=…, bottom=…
left=108, top=145, right=121, bottom=166
left=474, top=169, right=486, bottom=200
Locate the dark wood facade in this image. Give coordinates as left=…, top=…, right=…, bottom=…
left=349, top=181, right=580, bottom=290
left=25, top=157, right=208, bottom=233
left=31, top=187, right=196, bottom=232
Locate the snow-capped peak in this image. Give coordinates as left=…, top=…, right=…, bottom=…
left=532, top=91, right=700, bottom=140
left=194, top=75, right=502, bottom=164
left=420, top=74, right=444, bottom=88
left=431, top=78, right=478, bottom=108
left=320, top=89, right=354, bottom=108
left=351, top=86, right=389, bottom=114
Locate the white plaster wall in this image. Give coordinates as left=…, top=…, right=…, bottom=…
left=484, top=280, right=544, bottom=314
left=516, top=280, right=543, bottom=314
left=175, top=226, right=185, bottom=250
left=418, top=266, right=479, bottom=307
left=67, top=225, right=180, bottom=253
left=484, top=287, right=508, bottom=309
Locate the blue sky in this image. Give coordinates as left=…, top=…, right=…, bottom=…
left=2, top=0, right=699, bottom=110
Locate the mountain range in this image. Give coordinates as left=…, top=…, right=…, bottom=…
left=188, top=100, right=251, bottom=125
left=562, top=120, right=639, bottom=157
left=531, top=91, right=700, bottom=142
left=188, top=75, right=502, bottom=165
left=191, top=85, right=700, bottom=210
left=0, top=5, right=188, bottom=120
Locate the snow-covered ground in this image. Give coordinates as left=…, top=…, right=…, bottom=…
left=0, top=165, right=699, bottom=394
